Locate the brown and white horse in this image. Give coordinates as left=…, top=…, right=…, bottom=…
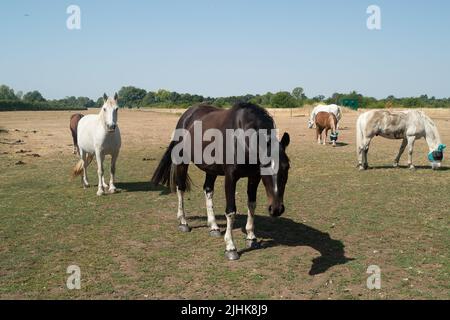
left=69, top=113, right=84, bottom=155
left=315, top=111, right=338, bottom=146
left=151, top=102, right=290, bottom=260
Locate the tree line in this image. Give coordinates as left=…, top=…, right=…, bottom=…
left=1, top=84, right=449, bottom=111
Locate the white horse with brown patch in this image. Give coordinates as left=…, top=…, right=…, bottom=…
left=356, top=109, right=446, bottom=170
left=72, top=93, right=121, bottom=195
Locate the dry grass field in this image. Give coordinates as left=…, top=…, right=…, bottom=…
left=0, top=107, right=449, bottom=299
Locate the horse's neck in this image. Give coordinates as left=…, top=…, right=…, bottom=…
left=423, top=116, right=441, bottom=151
left=97, top=109, right=107, bottom=131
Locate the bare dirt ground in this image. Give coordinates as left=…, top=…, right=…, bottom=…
left=0, top=107, right=449, bottom=299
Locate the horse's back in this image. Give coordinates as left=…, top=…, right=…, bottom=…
left=315, top=112, right=336, bottom=129
left=176, top=104, right=223, bottom=130
left=314, top=104, right=341, bottom=120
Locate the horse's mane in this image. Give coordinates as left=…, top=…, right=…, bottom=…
left=416, top=110, right=436, bottom=128
left=231, top=102, right=275, bottom=128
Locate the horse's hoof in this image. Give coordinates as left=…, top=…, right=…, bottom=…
left=393, top=163, right=399, bottom=168
left=358, top=166, right=365, bottom=171
left=246, top=239, right=260, bottom=249
left=225, top=250, right=240, bottom=261
left=409, top=165, right=416, bottom=170
left=178, top=224, right=191, bottom=233
left=97, top=190, right=105, bottom=196
left=209, top=229, right=221, bottom=237
left=109, top=188, right=116, bottom=194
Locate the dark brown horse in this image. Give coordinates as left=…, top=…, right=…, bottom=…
left=69, top=113, right=84, bottom=155
left=151, top=102, right=290, bottom=260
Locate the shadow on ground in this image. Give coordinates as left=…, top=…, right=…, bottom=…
left=117, top=181, right=170, bottom=195
left=189, top=214, right=353, bottom=276
left=367, top=165, right=450, bottom=171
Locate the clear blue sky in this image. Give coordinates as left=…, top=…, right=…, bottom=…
left=0, top=0, right=449, bottom=100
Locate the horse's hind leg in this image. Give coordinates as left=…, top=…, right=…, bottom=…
left=245, top=176, right=261, bottom=249
left=359, top=137, right=372, bottom=170
left=203, top=174, right=220, bottom=237
left=175, top=164, right=191, bottom=232
left=80, top=150, right=90, bottom=188
left=394, top=139, right=407, bottom=167
left=71, top=132, right=78, bottom=155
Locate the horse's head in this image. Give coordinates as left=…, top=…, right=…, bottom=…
left=428, top=144, right=446, bottom=170
left=261, top=132, right=290, bottom=217
left=307, top=120, right=314, bottom=129
left=101, top=93, right=119, bottom=132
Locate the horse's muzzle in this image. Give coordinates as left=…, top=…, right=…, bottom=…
left=107, top=125, right=117, bottom=132
left=268, top=204, right=285, bottom=217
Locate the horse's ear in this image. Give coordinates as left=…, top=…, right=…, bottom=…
left=103, top=93, right=108, bottom=101
left=114, top=92, right=119, bottom=101
left=281, top=132, right=290, bottom=149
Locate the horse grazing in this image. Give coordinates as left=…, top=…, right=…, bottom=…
left=69, top=113, right=84, bottom=155
left=315, top=112, right=338, bottom=146
left=308, top=104, right=342, bottom=129
left=72, top=93, right=121, bottom=195
left=356, top=109, right=446, bottom=170
left=151, top=102, right=291, bottom=261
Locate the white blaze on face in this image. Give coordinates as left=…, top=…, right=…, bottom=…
left=271, top=159, right=278, bottom=195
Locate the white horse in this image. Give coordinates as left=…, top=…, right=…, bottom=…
left=356, top=109, right=446, bottom=171
left=308, top=104, right=342, bottom=129
left=72, top=93, right=121, bottom=195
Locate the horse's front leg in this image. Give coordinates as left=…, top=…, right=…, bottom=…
left=407, top=136, right=416, bottom=169
left=246, top=176, right=261, bottom=249
left=108, top=151, right=119, bottom=193
left=224, top=171, right=239, bottom=261
left=394, top=139, right=407, bottom=167
left=203, top=174, right=220, bottom=237
left=95, top=150, right=105, bottom=196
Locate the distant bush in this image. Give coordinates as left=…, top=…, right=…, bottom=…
left=0, top=100, right=87, bottom=111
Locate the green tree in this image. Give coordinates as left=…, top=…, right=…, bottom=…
left=292, top=87, right=306, bottom=100
left=271, top=91, right=298, bottom=108
left=141, top=91, right=156, bottom=106
left=118, top=86, right=147, bottom=108
left=0, top=85, right=18, bottom=100
left=23, top=91, right=46, bottom=103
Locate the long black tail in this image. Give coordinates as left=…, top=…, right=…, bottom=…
left=150, top=141, right=191, bottom=192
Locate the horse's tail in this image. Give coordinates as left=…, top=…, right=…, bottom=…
left=72, top=153, right=93, bottom=178
left=151, top=141, right=191, bottom=192
left=329, top=113, right=337, bottom=134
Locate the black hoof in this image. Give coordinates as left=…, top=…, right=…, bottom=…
left=246, top=239, right=260, bottom=249
left=178, top=224, right=191, bottom=233
left=224, top=250, right=240, bottom=261
left=209, top=229, right=221, bottom=237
